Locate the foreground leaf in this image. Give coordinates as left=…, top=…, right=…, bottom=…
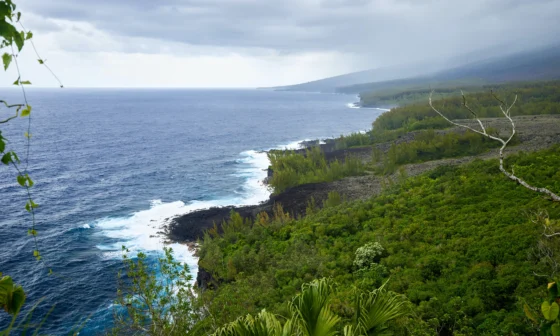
left=2, top=52, right=11, bottom=70
left=20, top=105, right=31, bottom=117
left=542, top=301, right=559, bottom=321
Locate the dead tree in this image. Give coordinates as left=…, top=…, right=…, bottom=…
left=429, top=90, right=560, bottom=202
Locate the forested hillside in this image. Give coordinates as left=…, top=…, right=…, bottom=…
left=263, top=81, right=560, bottom=195
left=198, top=147, right=560, bottom=334
left=191, top=80, right=560, bottom=335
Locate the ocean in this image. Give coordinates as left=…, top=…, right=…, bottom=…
left=0, top=88, right=384, bottom=334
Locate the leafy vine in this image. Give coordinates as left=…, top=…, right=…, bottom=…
left=1, top=0, right=62, bottom=319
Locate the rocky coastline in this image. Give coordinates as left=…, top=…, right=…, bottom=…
left=164, top=114, right=560, bottom=288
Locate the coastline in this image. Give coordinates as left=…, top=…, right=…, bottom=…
left=163, top=136, right=346, bottom=243
left=163, top=97, right=385, bottom=242
left=162, top=100, right=386, bottom=286
left=163, top=113, right=560, bottom=287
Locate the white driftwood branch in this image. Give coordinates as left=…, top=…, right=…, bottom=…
left=429, top=91, right=560, bottom=202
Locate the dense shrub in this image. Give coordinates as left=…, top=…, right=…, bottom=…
left=198, top=146, right=560, bottom=334
left=267, top=147, right=365, bottom=193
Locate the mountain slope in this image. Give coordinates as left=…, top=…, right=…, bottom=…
left=339, top=44, right=560, bottom=95
left=269, top=44, right=560, bottom=95
left=264, top=61, right=445, bottom=93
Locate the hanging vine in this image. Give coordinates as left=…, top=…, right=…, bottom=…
left=1, top=0, right=62, bottom=319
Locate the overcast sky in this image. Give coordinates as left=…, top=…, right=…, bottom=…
left=4, top=0, right=560, bottom=87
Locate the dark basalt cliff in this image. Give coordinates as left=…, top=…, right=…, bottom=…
left=165, top=181, right=335, bottom=243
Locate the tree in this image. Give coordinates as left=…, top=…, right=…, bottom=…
left=429, top=90, right=560, bottom=202
left=112, top=247, right=205, bottom=335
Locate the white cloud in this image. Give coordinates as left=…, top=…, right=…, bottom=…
left=3, top=0, right=559, bottom=87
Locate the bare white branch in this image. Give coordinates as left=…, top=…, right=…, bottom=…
left=429, top=90, right=560, bottom=202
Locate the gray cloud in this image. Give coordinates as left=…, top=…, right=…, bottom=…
left=18, top=0, right=560, bottom=67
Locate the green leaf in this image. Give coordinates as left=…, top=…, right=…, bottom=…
left=12, top=77, right=19, bottom=85
left=0, top=2, right=10, bottom=18
left=37, top=59, right=44, bottom=64
left=33, top=250, right=40, bottom=258
left=552, top=323, right=560, bottom=336
left=25, top=200, right=38, bottom=212
left=1, top=152, right=11, bottom=165
left=16, top=12, right=21, bottom=22
left=27, top=229, right=37, bottom=236
left=0, top=20, right=18, bottom=42
left=26, top=175, right=34, bottom=187
left=20, top=80, right=31, bottom=85
left=2, top=52, right=11, bottom=70
left=25, top=31, right=32, bottom=40
left=0, top=276, right=26, bottom=315
left=24, top=132, right=31, bottom=139
left=13, top=30, right=23, bottom=51
left=16, top=175, right=25, bottom=186
left=10, top=285, right=25, bottom=314
left=20, top=105, right=31, bottom=117
left=0, top=138, right=5, bottom=153
left=524, top=303, right=539, bottom=324
left=542, top=301, right=560, bottom=321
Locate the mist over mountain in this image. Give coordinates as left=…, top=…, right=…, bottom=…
left=268, top=44, right=560, bottom=94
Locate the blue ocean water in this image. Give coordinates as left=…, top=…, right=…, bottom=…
left=0, top=88, right=384, bottom=334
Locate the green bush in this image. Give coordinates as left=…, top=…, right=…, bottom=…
left=268, top=147, right=365, bottom=193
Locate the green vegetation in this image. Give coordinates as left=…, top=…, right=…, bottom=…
left=212, top=278, right=410, bottom=336
left=111, top=247, right=205, bottom=335
left=267, top=147, right=365, bottom=194
left=0, top=274, right=25, bottom=315
left=329, top=81, right=560, bottom=159
left=334, top=132, right=374, bottom=150
left=372, top=129, right=504, bottom=174
left=359, top=85, right=481, bottom=108
left=1, top=1, right=66, bottom=334
left=526, top=281, right=560, bottom=335
left=370, top=81, right=560, bottom=143
left=198, top=146, right=560, bottom=334
left=1, top=0, right=47, bottom=264
left=1, top=2, right=41, bottom=334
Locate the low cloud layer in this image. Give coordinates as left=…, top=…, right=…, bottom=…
left=9, top=0, right=560, bottom=87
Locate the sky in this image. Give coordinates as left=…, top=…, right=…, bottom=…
left=3, top=0, right=560, bottom=88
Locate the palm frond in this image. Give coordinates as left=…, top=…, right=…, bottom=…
left=290, top=278, right=340, bottom=336
left=342, top=325, right=360, bottom=336
left=212, top=310, right=284, bottom=336
left=353, top=281, right=410, bottom=335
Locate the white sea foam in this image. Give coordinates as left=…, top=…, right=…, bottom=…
left=94, top=200, right=205, bottom=275
left=347, top=95, right=391, bottom=111
left=92, top=145, right=279, bottom=278
left=82, top=224, right=91, bottom=229
left=234, top=150, right=271, bottom=205
left=347, top=103, right=391, bottom=112
left=91, top=133, right=368, bottom=280
left=277, top=140, right=304, bottom=150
